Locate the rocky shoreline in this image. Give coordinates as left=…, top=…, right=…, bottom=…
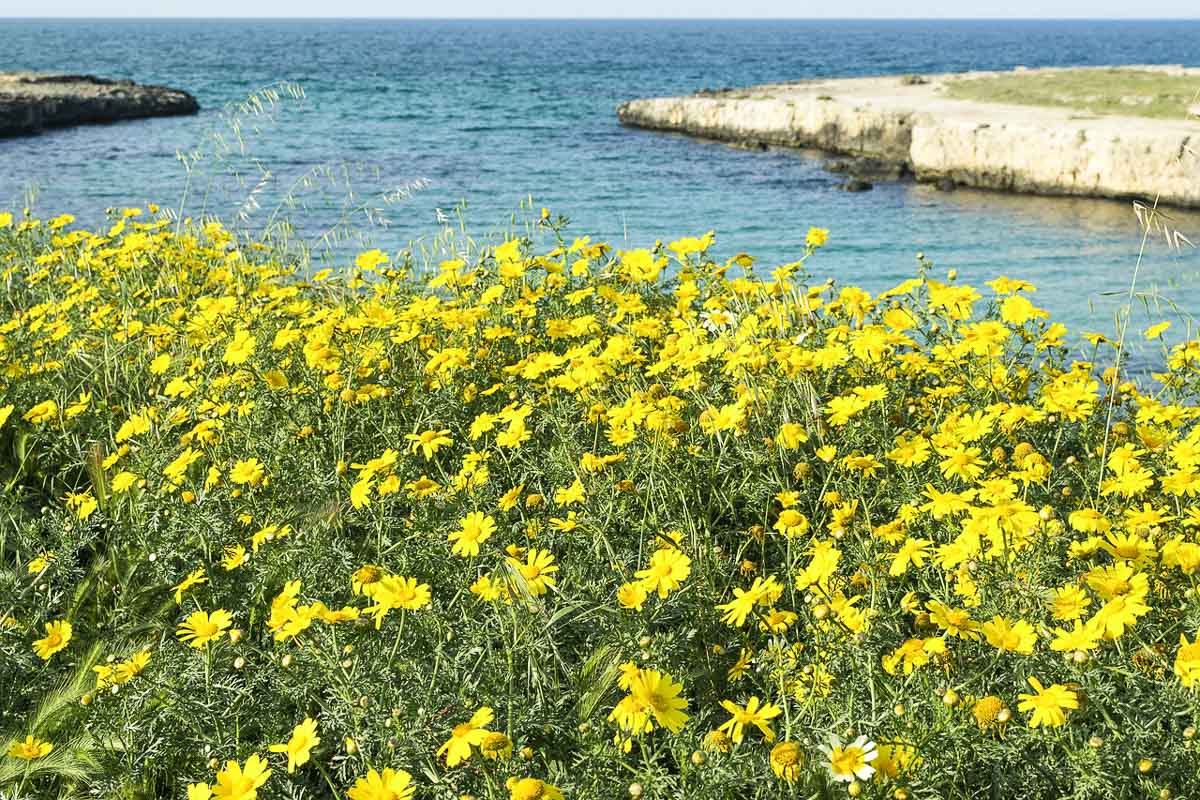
left=617, top=66, right=1200, bottom=206
left=0, top=72, right=199, bottom=138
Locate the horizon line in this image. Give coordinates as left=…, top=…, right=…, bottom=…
left=3, top=15, right=1200, bottom=20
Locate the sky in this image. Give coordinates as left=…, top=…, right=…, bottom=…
left=3, top=1, right=1198, bottom=17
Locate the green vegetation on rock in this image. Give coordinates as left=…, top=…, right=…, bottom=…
left=944, top=68, right=1200, bottom=120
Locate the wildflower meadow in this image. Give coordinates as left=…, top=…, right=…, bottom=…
left=1, top=206, right=1199, bottom=799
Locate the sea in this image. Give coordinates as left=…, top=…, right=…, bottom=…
left=3, top=18, right=1200, bottom=348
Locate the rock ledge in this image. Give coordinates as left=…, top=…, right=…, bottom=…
left=617, top=66, right=1200, bottom=207
left=0, top=72, right=199, bottom=138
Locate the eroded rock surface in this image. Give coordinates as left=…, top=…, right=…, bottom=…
left=617, top=66, right=1200, bottom=206
left=0, top=72, right=199, bottom=137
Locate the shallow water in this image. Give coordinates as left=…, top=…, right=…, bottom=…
left=2, top=18, right=1199, bottom=351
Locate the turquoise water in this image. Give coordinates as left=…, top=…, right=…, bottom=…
left=2, top=19, right=1200, bottom=343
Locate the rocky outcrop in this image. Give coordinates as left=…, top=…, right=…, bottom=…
left=0, top=72, right=199, bottom=137
left=618, top=67, right=1200, bottom=207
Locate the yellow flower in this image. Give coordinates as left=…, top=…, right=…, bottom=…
left=351, top=565, right=383, bottom=595
left=629, top=669, right=689, bottom=733
left=1049, top=620, right=1103, bottom=653
left=470, top=574, right=506, bottom=602
left=480, top=732, right=513, bottom=760
left=770, top=741, right=804, bottom=782
left=715, top=576, right=780, bottom=627
left=498, top=484, right=524, bottom=511
left=113, top=650, right=152, bottom=683
left=406, top=429, right=452, bottom=460
left=871, top=741, right=920, bottom=780
left=889, top=537, right=933, bottom=576
left=506, top=548, right=558, bottom=596
left=173, top=567, right=208, bottom=604
left=437, top=706, right=494, bottom=766
left=717, top=696, right=782, bottom=743
left=981, top=615, right=1036, bottom=655
left=222, top=544, right=249, bottom=571
left=634, top=548, right=691, bottom=598
left=7, top=735, right=53, bottom=760
left=347, top=768, right=415, bottom=800
left=350, top=477, right=374, bottom=509
left=1017, top=677, right=1078, bottom=728
left=971, top=696, right=1006, bottom=728
left=212, top=754, right=271, bottom=800
left=824, top=393, right=869, bottom=426
left=553, top=477, right=586, bottom=506
left=882, top=637, right=946, bottom=675
left=176, top=609, right=233, bottom=649
left=33, top=619, right=72, bottom=660
left=27, top=551, right=54, bottom=574
left=362, top=575, right=432, bottom=628
left=1175, top=633, right=1200, bottom=688
left=222, top=329, right=257, bottom=365
left=773, top=508, right=809, bottom=538
left=617, top=581, right=648, bottom=611
left=23, top=399, right=59, bottom=425
left=1144, top=321, right=1171, bottom=340
left=448, top=511, right=497, bottom=557
left=110, top=471, right=139, bottom=493
left=1048, top=585, right=1091, bottom=621
left=505, top=777, right=564, bottom=800
left=65, top=391, right=91, bottom=418
left=702, top=728, right=732, bottom=753
left=1000, top=294, right=1047, bottom=326
left=229, top=458, right=265, bottom=487
left=149, top=353, right=171, bottom=375
left=1068, top=508, right=1111, bottom=534
left=269, top=717, right=320, bottom=773
left=64, top=490, right=98, bottom=521
left=356, top=249, right=389, bottom=271
left=938, top=445, right=984, bottom=482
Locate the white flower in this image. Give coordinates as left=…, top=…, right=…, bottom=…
left=700, top=309, right=737, bottom=333
left=820, top=734, right=878, bottom=783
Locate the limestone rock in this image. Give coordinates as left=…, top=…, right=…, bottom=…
left=0, top=72, right=199, bottom=137
left=617, top=66, right=1200, bottom=207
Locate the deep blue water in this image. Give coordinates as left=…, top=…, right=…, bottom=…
left=2, top=19, right=1200, bottom=343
